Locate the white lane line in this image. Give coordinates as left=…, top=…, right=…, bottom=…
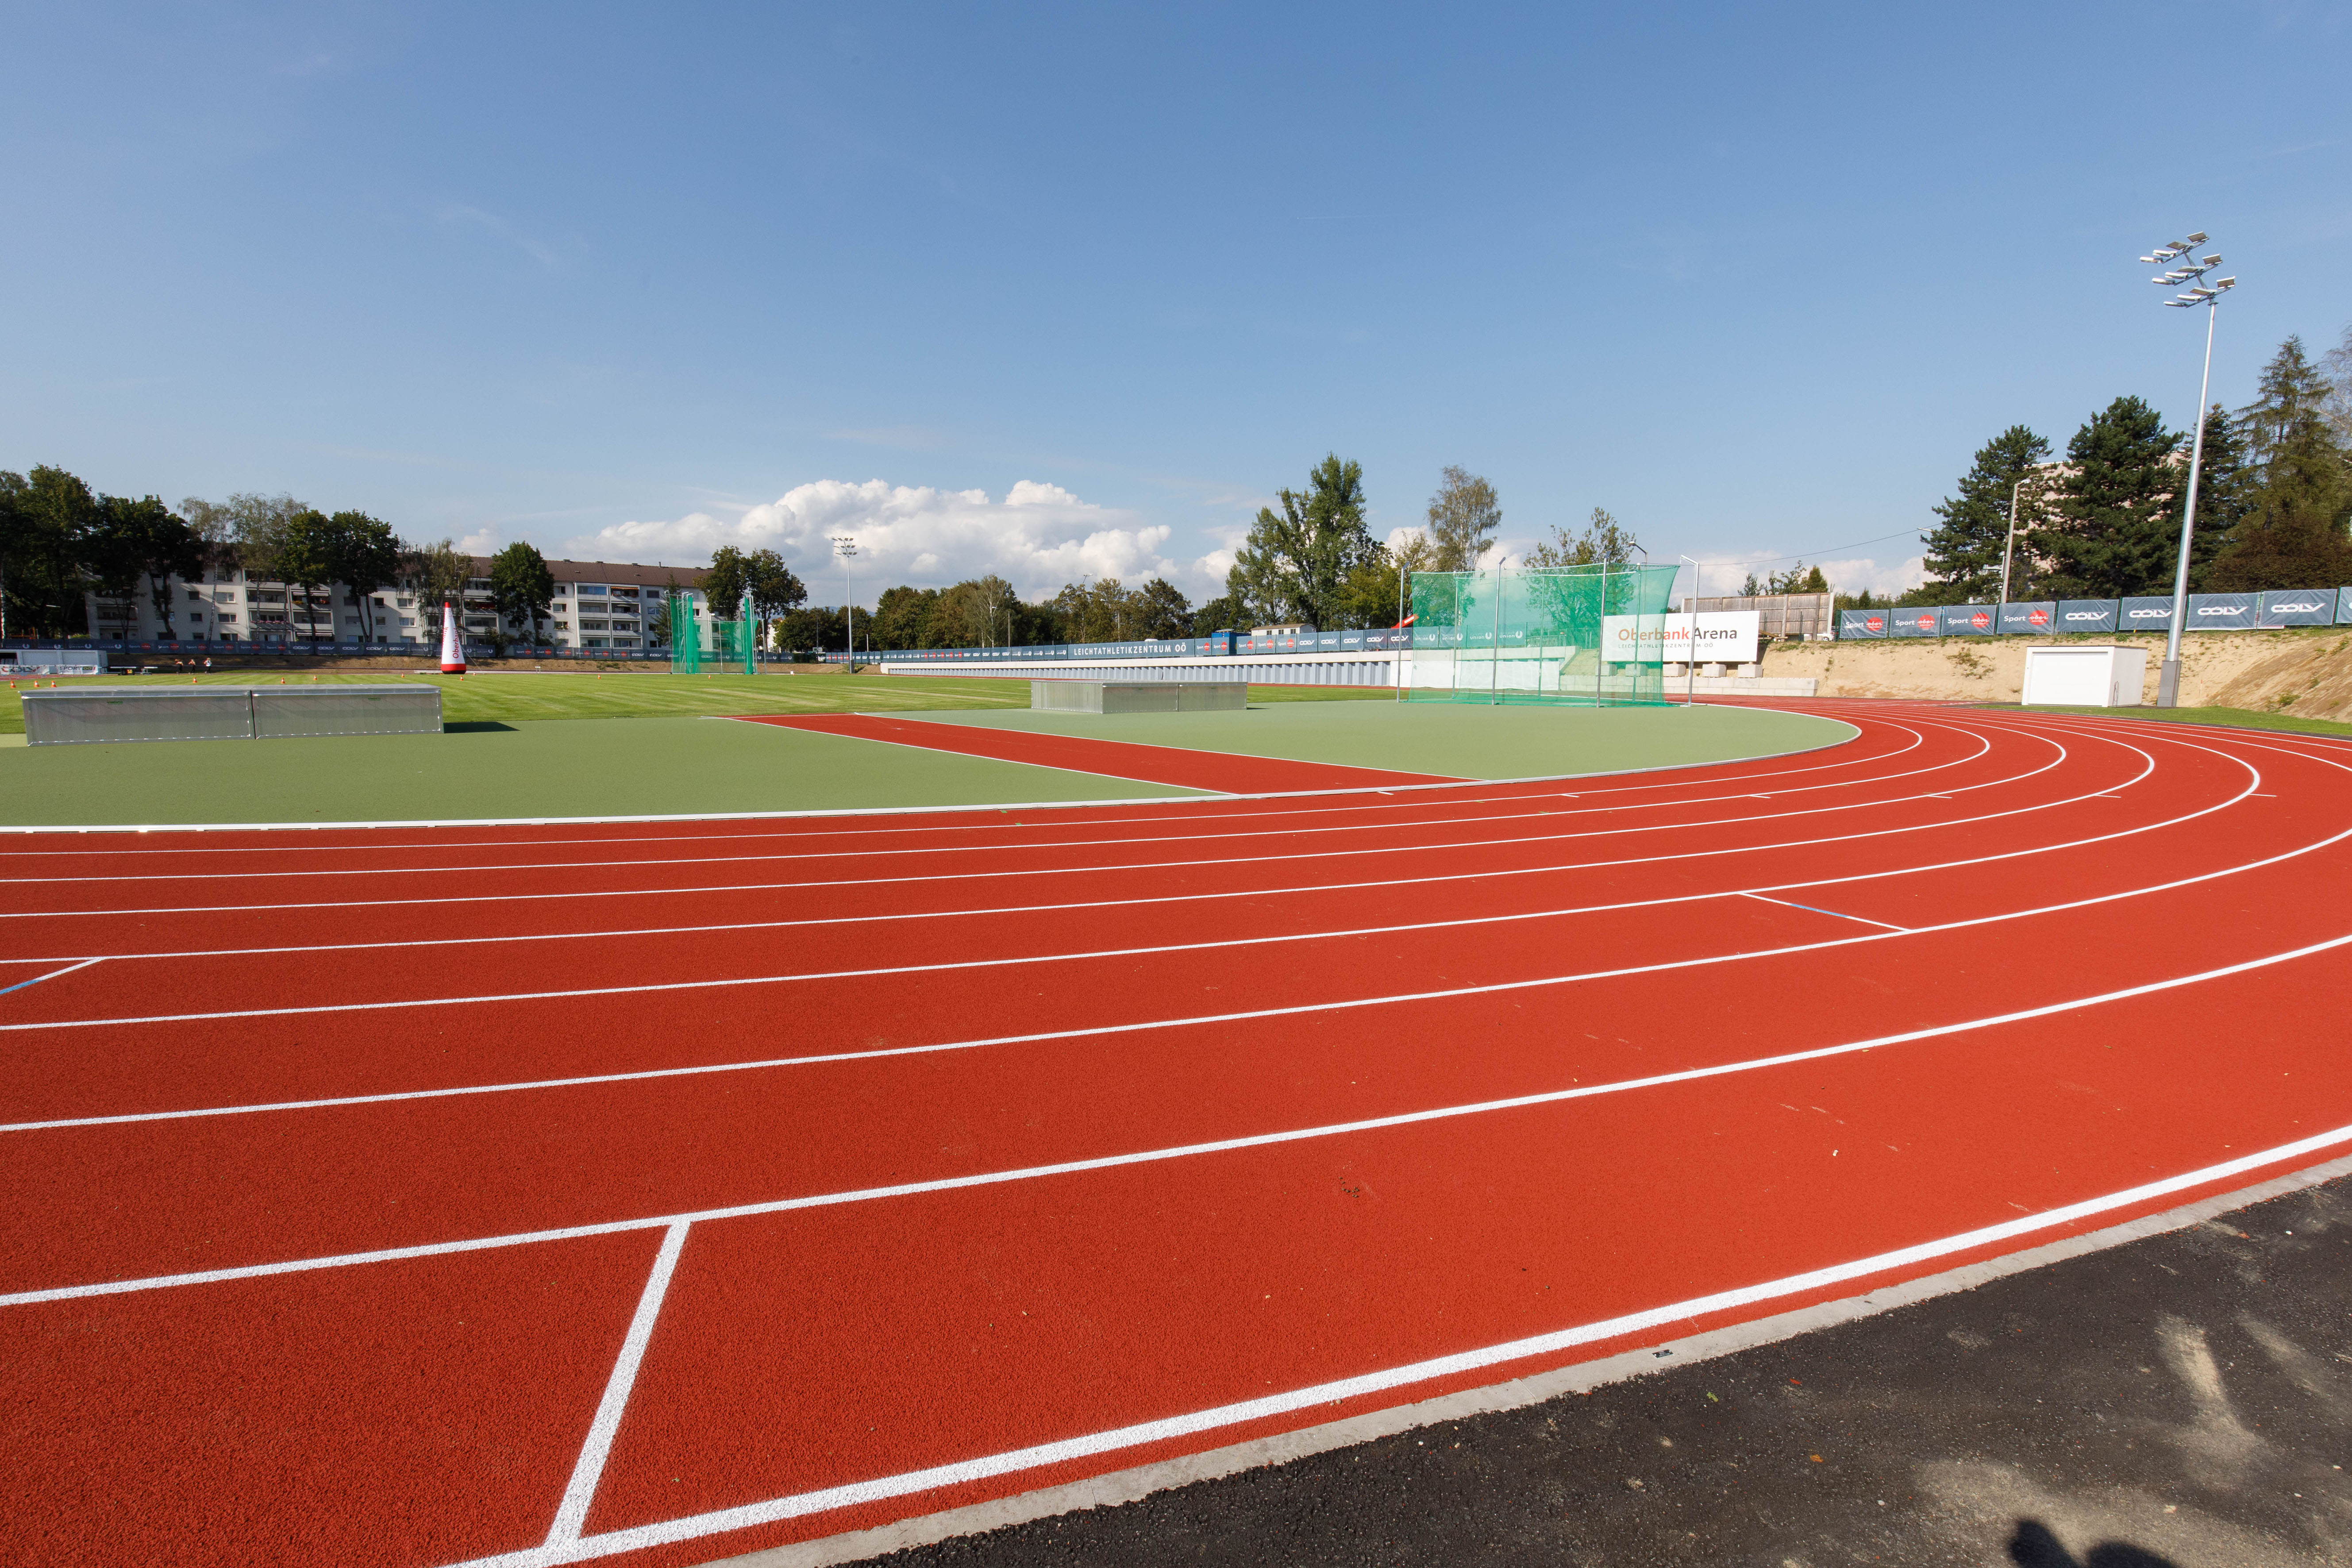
left=0, top=732, right=2231, bottom=1040
left=0, top=724, right=1920, bottom=859
left=1739, top=893, right=1910, bottom=932
left=0, top=958, right=102, bottom=997
left=544, top=1222, right=690, bottom=1549
left=448, top=1120, right=2352, bottom=1568
left=7, top=921, right=2349, bottom=1313
left=0, top=728, right=1993, bottom=887
left=0, top=732, right=2101, bottom=921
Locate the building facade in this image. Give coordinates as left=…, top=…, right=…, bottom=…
left=82, top=557, right=711, bottom=652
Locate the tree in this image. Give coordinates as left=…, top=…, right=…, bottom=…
left=1229, top=455, right=1376, bottom=628
left=1192, top=586, right=1245, bottom=635
left=2029, top=396, right=2182, bottom=599
left=1524, top=507, right=1641, bottom=570
left=322, top=512, right=402, bottom=643
left=401, top=538, right=471, bottom=634
left=2321, top=322, right=2352, bottom=448
left=2206, top=337, right=2352, bottom=591
left=741, top=549, right=807, bottom=651
left=489, top=541, right=557, bottom=644
left=275, top=510, right=336, bottom=643
left=1921, top=425, right=2051, bottom=603
left=1738, top=573, right=1761, bottom=598
left=0, top=472, right=25, bottom=639
left=1424, top=466, right=1501, bottom=571
left=1337, top=531, right=1435, bottom=630
left=103, top=496, right=204, bottom=640
left=7, top=466, right=101, bottom=637
left=702, top=546, right=753, bottom=622
left=1132, top=578, right=1193, bottom=639
left=222, top=493, right=310, bottom=584
left=870, top=585, right=939, bottom=649
left=1764, top=562, right=1829, bottom=595
left=2183, top=405, right=2253, bottom=591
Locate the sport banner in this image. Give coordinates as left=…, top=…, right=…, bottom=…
left=1998, top=601, right=2057, bottom=634
left=1891, top=608, right=1942, bottom=637
left=2341, top=589, right=2352, bottom=626
left=2057, top=600, right=2119, bottom=632
left=1601, top=612, right=1759, bottom=663
left=2120, top=597, right=2177, bottom=630
left=1940, top=605, right=1997, bottom=636
left=2185, top=592, right=2256, bottom=630
left=1839, top=609, right=1888, bottom=639
left=2256, top=590, right=2336, bottom=628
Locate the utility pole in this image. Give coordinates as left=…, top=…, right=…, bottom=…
left=830, top=537, right=857, bottom=670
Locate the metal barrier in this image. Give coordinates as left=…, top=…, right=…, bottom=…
left=22, top=685, right=443, bottom=746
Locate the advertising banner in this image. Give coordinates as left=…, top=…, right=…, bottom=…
left=1891, top=608, right=1942, bottom=638
left=1998, top=601, right=2057, bottom=634
left=2120, top=596, right=2177, bottom=630
left=2341, top=589, right=2352, bottom=626
left=2255, top=590, right=2336, bottom=628
left=1599, top=611, right=1759, bottom=664
left=1839, top=609, right=1888, bottom=639
left=2058, top=599, right=2119, bottom=632
left=1940, top=605, right=1998, bottom=636
left=2185, top=592, right=2256, bottom=631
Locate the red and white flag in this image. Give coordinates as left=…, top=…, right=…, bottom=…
left=439, top=603, right=466, bottom=674
left=1391, top=613, right=1417, bottom=629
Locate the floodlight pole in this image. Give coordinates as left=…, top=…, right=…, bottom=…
left=2158, top=295, right=2219, bottom=707
left=1490, top=554, right=1507, bottom=705
left=1998, top=477, right=2023, bottom=609
left=1678, top=555, right=1701, bottom=708
left=830, top=537, right=856, bottom=670
left=2136, top=231, right=2235, bottom=709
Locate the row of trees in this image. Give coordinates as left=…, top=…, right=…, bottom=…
left=1920, top=333, right=2352, bottom=604
left=0, top=466, right=512, bottom=642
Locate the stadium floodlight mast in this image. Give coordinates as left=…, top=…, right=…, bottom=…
left=2138, top=231, right=2237, bottom=707
left=830, top=536, right=858, bottom=667
left=1678, top=555, right=1702, bottom=707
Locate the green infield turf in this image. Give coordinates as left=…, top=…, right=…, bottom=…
left=904, top=700, right=1856, bottom=782
left=0, top=717, right=1210, bottom=827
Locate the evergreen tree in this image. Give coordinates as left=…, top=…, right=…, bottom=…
left=2029, top=397, right=2182, bottom=599
left=1230, top=455, right=1376, bottom=628
left=1922, top=425, right=2050, bottom=603
left=2182, top=405, right=2252, bottom=591
left=2206, top=337, right=2352, bottom=591
left=1765, top=561, right=1829, bottom=594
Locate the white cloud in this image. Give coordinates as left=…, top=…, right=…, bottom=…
left=456, top=527, right=501, bottom=555
left=1678, top=552, right=1926, bottom=599
left=563, top=479, right=1232, bottom=607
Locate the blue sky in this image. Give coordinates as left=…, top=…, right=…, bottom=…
left=5, top=2, right=2347, bottom=608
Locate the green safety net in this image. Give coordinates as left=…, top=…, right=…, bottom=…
left=667, top=591, right=701, bottom=674
left=1402, top=562, right=1679, bottom=705
left=708, top=615, right=756, bottom=675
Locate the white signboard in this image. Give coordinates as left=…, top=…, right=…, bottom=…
left=1600, top=611, right=1759, bottom=664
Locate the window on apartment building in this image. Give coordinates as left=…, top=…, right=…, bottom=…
left=578, top=585, right=607, bottom=597
left=580, top=619, right=608, bottom=631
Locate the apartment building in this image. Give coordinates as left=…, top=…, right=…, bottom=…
left=83, top=557, right=711, bottom=651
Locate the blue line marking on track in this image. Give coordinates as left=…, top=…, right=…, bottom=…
left=0, top=959, right=101, bottom=997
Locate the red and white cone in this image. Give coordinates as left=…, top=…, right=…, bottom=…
left=439, top=603, right=466, bottom=674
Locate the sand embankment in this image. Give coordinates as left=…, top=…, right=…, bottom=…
left=1763, top=628, right=2352, bottom=720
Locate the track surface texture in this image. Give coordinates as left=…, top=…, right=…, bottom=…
left=4, top=699, right=2351, bottom=1567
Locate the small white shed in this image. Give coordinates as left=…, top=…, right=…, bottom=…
left=2021, top=645, right=2146, bottom=708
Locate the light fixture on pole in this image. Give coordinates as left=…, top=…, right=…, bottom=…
left=1678, top=555, right=1702, bottom=708
left=2138, top=231, right=2236, bottom=708
left=830, top=536, right=857, bottom=668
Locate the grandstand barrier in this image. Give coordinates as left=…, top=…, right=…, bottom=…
left=1840, top=589, right=2345, bottom=641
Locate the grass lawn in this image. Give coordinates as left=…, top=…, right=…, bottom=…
left=0, top=669, right=1397, bottom=735
left=2000, top=705, right=2352, bottom=738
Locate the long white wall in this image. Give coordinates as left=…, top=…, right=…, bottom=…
left=878, top=651, right=1400, bottom=686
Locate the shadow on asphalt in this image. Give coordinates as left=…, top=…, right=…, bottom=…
left=2009, top=1518, right=2181, bottom=1567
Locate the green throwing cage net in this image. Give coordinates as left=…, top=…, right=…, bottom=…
left=667, top=591, right=701, bottom=674
left=1402, top=562, right=1679, bottom=705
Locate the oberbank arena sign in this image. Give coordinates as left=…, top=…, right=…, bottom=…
left=1600, top=611, right=1760, bottom=663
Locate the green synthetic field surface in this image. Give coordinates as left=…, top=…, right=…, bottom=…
left=908, top=701, right=1857, bottom=782
left=0, top=717, right=1207, bottom=826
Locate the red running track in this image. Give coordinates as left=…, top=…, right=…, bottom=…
left=4, top=701, right=2352, bottom=1566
